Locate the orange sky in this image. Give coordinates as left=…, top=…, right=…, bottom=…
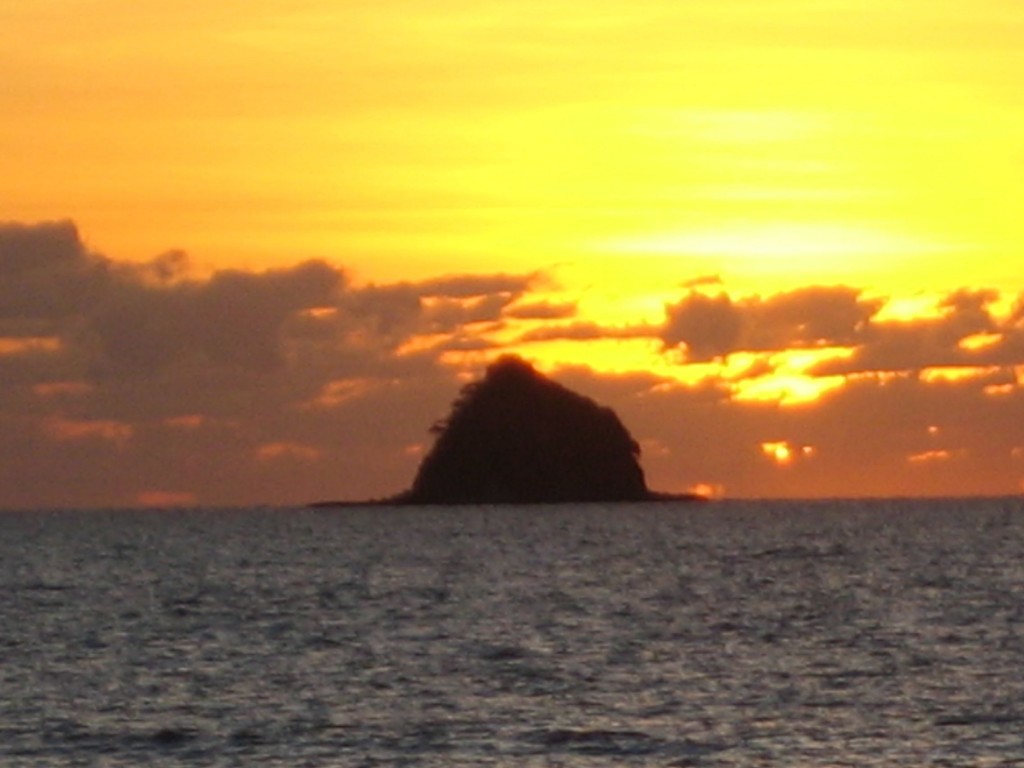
left=1, top=1, right=1023, bottom=506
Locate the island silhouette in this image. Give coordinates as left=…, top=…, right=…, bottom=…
left=315, top=355, right=705, bottom=506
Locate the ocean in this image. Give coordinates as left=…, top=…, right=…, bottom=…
left=2, top=498, right=1023, bottom=766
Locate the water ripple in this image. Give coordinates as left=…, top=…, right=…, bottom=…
left=1, top=499, right=1023, bottom=765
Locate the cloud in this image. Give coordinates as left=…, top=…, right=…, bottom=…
left=42, top=416, right=134, bottom=446
left=661, top=291, right=742, bottom=361
left=0, top=220, right=109, bottom=325
left=518, top=321, right=653, bottom=344
left=2, top=220, right=1024, bottom=506
left=504, top=299, right=578, bottom=320
left=554, top=361, right=1024, bottom=500
left=681, top=274, right=723, bottom=290
left=256, top=441, right=322, bottom=463
left=810, top=288, right=1022, bottom=376
left=750, top=286, right=882, bottom=349
left=342, top=272, right=536, bottom=343
left=90, top=259, right=344, bottom=375
left=661, top=285, right=882, bottom=361
left=0, top=220, right=349, bottom=377
left=414, top=273, right=537, bottom=299
left=0, top=220, right=543, bottom=507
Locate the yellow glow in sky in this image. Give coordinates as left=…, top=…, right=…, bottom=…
left=3, top=0, right=1023, bottom=297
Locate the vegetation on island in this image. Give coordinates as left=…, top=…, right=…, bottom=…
left=400, top=356, right=654, bottom=504
left=313, top=355, right=706, bottom=506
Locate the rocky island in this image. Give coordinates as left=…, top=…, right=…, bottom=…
left=312, top=355, right=705, bottom=506
left=392, top=355, right=702, bottom=505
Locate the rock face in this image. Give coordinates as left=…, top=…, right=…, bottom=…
left=403, top=356, right=650, bottom=504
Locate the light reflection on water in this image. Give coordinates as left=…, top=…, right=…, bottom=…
left=1, top=498, right=1023, bottom=765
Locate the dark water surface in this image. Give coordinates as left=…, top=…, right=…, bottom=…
left=2, top=498, right=1024, bottom=766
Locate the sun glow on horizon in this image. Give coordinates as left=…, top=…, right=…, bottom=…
left=761, top=440, right=817, bottom=466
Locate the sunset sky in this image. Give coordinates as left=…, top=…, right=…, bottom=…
left=2, top=0, right=1023, bottom=507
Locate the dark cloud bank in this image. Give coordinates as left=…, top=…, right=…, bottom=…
left=2, top=220, right=1023, bottom=507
